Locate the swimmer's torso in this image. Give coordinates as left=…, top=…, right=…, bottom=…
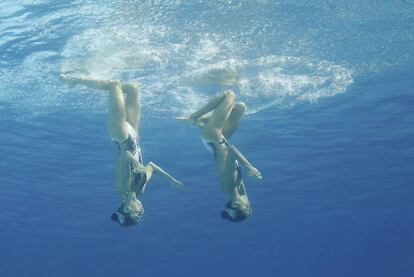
left=114, top=124, right=147, bottom=195
left=205, top=139, right=247, bottom=202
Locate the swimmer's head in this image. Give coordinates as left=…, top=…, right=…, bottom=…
left=221, top=200, right=252, bottom=223
left=111, top=192, right=144, bottom=226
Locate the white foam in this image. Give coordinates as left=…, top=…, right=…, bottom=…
left=1, top=20, right=352, bottom=119
left=179, top=54, right=353, bottom=114
left=61, top=24, right=174, bottom=79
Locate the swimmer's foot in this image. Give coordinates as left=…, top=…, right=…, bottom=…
left=175, top=116, right=191, bottom=121
left=175, top=115, right=205, bottom=128
left=60, top=72, right=89, bottom=84
left=60, top=72, right=80, bottom=88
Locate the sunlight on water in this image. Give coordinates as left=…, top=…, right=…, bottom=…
left=2, top=0, right=412, bottom=119
left=60, top=24, right=353, bottom=115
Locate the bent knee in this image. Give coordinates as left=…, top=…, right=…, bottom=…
left=122, top=82, right=140, bottom=94
left=228, top=102, right=246, bottom=121
left=234, top=102, right=246, bottom=113
left=202, top=128, right=222, bottom=143
left=223, top=90, right=235, bottom=101
left=221, top=90, right=235, bottom=108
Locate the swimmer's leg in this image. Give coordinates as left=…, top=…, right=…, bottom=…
left=122, top=83, right=141, bottom=134
left=222, top=102, right=246, bottom=140
left=191, top=101, right=244, bottom=133
left=61, top=75, right=128, bottom=141
left=107, top=82, right=129, bottom=141
left=202, top=90, right=235, bottom=142
left=61, top=74, right=117, bottom=91
left=193, top=114, right=211, bottom=128
left=188, top=91, right=230, bottom=121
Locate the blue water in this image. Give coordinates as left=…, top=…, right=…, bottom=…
left=1, top=1, right=413, bottom=276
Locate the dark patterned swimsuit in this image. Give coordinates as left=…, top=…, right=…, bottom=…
left=204, top=138, right=242, bottom=187
left=114, top=125, right=147, bottom=193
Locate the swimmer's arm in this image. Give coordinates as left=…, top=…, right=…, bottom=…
left=229, top=145, right=262, bottom=180
left=145, top=162, right=186, bottom=191
left=124, top=153, right=185, bottom=191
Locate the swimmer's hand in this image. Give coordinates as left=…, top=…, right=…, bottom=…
left=171, top=179, right=186, bottom=191
left=246, top=166, right=263, bottom=180
left=228, top=145, right=263, bottom=180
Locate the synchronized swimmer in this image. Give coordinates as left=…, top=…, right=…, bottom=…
left=178, top=90, right=262, bottom=222
left=62, top=74, right=262, bottom=225
left=61, top=75, right=185, bottom=226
